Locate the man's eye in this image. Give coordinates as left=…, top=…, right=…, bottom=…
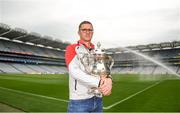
left=81, top=29, right=93, bottom=32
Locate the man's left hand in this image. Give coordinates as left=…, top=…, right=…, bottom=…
left=99, top=78, right=112, bottom=96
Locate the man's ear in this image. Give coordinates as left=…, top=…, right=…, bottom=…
left=78, top=30, right=80, bottom=36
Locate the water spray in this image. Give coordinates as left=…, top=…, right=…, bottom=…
left=120, top=47, right=180, bottom=77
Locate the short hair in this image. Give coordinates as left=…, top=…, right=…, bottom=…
left=78, top=21, right=93, bottom=31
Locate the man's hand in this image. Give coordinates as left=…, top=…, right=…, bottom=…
left=99, top=76, right=112, bottom=96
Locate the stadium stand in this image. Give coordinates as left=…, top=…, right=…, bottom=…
left=108, top=41, right=180, bottom=75
left=0, top=23, right=69, bottom=74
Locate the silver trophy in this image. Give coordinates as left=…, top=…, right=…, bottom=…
left=77, top=42, right=114, bottom=96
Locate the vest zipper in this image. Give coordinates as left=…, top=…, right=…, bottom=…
left=75, top=79, right=77, bottom=90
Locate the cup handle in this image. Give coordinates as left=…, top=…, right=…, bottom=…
left=109, top=56, right=114, bottom=70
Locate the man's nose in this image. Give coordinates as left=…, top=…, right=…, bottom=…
left=86, top=30, right=91, bottom=34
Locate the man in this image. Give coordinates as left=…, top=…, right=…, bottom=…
left=65, top=21, right=112, bottom=112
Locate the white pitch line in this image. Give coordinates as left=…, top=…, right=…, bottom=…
left=0, top=86, right=69, bottom=103
left=0, top=80, right=163, bottom=110
left=103, top=80, right=163, bottom=110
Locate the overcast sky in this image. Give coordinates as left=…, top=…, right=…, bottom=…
left=0, top=0, right=180, bottom=48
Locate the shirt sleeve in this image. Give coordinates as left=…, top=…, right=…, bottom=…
left=68, top=56, right=100, bottom=88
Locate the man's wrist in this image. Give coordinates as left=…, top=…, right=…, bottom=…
left=107, top=75, right=113, bottom=80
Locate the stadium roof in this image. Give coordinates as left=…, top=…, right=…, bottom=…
left=106, top=41, right=180, bottom=53
left=1, top=23, right=179, bottom=52
left=0, top=23, right=70, bottom=50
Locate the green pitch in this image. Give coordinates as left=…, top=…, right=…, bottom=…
left=0, top=73, right=179, bottom=112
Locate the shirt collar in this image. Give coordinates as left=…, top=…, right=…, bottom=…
left=77, top=39, right=94, bottom=49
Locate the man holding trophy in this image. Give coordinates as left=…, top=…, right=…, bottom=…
left=65, top=21, right=113, bottom=112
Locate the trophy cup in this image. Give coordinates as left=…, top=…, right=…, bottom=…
left=76, top=42, right=114, bottom=96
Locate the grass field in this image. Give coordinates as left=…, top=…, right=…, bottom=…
left=0, top=73, right=179, bottom=112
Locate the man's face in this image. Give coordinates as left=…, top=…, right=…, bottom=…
left=78, top=23, right=93, bottom=42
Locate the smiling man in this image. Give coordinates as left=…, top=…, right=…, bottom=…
left=65, top=21, right=112, bottom=112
